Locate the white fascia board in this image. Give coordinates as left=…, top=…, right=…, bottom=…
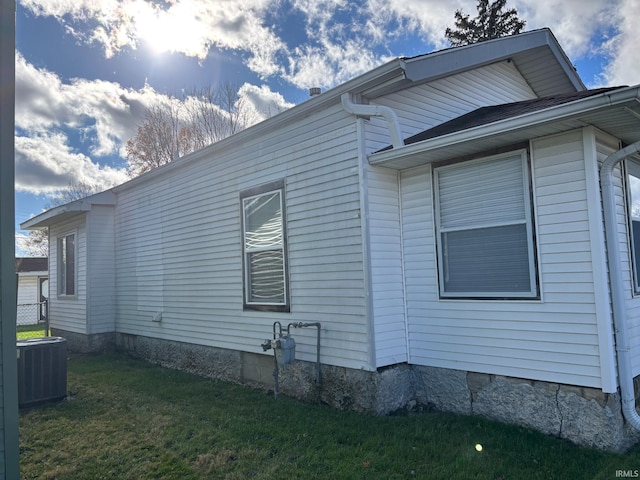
left=402, top=29, right=584, bottom=93
left=21, top=204, right=87, bottom=230
left=369, top=86, right=640, bottom=168
left=20, top=190, right=116, bottom=230
left=404, top=29, right=540, bottom=79
left=18, top=271, right=47, bottom=277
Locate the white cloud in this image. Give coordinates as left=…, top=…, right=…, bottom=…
left=14, top=51, right=296, bottom=195
left=284, top=38, right=382, bottom=90
left=280, top=0, right=400, bottom=90
left=16, top=53, right=165, bottom=154
left=512, top=0, right=613, bottom=59
left=20, top=0, right=287, bottom=73
left=15, top=53, right=166, bottom=194
left=17, top=0, right=640, bottom=121
left=508, top=0, right=640, bottom=87
left=365, top=0, right=465, bottom=49
left=366, top=0, right=617, bottom=60
left=15, top=132, right=129, bottom=195
left=238, top=83, right=294, bottom=120
left=595, top=0, right=640, bottom=87
left=363, top=0, right=639, bottom=89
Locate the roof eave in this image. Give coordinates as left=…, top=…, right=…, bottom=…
left=20, top=190, right=116, bottom=230
left=369, top=86, right=640, bottom=169
left=371, top=29, right=584, bottom=98
left=18, top=271, right=47, bottom=277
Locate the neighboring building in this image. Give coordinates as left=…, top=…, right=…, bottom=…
left=21, top=28, right=640, bottom=451
left=16, top=257, right=48, bottom=326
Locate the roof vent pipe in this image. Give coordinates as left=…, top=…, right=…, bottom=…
left=601, top=139, right=640, bottom=431
left=309, top=87, right=321, bottom=97
left=341, top=93, right=404, bottom=150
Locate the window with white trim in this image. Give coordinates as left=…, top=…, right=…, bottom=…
left=58, top=233, right=76, bottom=296
left=626, top=159, right=640, bottom=293
left=434, top=151, right=538, bottom=298
left=241, top=180, right=289, bottom=311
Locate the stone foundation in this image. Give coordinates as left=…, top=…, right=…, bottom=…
left=51, top=328, right=115, bottom=354
left=412, top=366, right=640, bottom=452
left=57, top=330, right=640, bottom=452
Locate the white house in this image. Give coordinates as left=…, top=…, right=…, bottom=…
left=22, top=28, right=640, bottom=451
left=16, top=257, right=48, bottom=326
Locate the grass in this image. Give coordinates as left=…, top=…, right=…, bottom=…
left=18, top=354, right=640, bottom=479
left=16, top=323, right=48, bottom=340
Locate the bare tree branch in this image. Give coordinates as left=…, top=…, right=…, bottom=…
left=126, top=82, right=262, bottom=177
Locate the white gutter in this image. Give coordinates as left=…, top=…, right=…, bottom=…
left=20, top=190, right=117, bottom=230
left=341, top=93, right=404, bottom=149
left=370, top=86, right=640, bottom=167
left=601, top=140, right=640, bottom=431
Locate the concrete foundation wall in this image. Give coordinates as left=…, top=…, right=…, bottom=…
left=51, top=328, right=115, bottom=354
left=412, top=365, right=640, bottom=451
left=57, top=330, right=640, bottom=452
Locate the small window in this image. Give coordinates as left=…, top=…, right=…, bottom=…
left=434, top=151, right=537, bottom=299
left=626, top=159, right=640, bottom=292
left=241, top=180, right=289, bottom=311
left=58, top=233, right=76, bottom=296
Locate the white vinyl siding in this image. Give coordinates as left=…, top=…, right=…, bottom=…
left=401, top=129, right=606, bottom=389
left=366, top=61, right=537, bottom=152
left=114, top=104, right=371, bottom=370
left=434, top=152, right=536, bottom=298
left=86, top=205, right=116, bottom=334
left=363, top=61, right=536, bottom=367
left=16, top=276, right=38, bottom=304
left=612, top=136, right=640, bottom=374
left=588, top=132, right=637, bottom=378
left=366, top=165, right=407, bottom=366
left=49, top=215, right=87, bottom=334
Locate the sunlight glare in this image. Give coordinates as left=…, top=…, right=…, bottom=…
left=134, top=3, right=206, bottom=57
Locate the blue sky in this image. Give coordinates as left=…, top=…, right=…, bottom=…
left=14, top=0, right=640, bottom=254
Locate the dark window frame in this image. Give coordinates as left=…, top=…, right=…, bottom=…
left=240, top=179, right=290, bottom=312
left=58, top=232, right=76, bottom=297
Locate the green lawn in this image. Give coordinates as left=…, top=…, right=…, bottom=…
left=16, top=323, right=48, bottom=340
left=18, top=354, right=640, bottom=479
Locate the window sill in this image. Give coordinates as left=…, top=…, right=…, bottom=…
left=57, top=295, right=78, bottom=300
left=243, top=304, right=290, bottom=313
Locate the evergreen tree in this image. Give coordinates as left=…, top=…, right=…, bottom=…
left=445, top=0, right=526, bottom=47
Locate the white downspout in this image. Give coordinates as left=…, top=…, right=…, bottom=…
left=341, top=93, right=404, bottom=149
left=601, top=140, right=640, bottom=431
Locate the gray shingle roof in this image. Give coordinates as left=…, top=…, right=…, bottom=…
left=377, top=87, right=623, bottom=153
left=16, top=257, right=48, bottom=273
